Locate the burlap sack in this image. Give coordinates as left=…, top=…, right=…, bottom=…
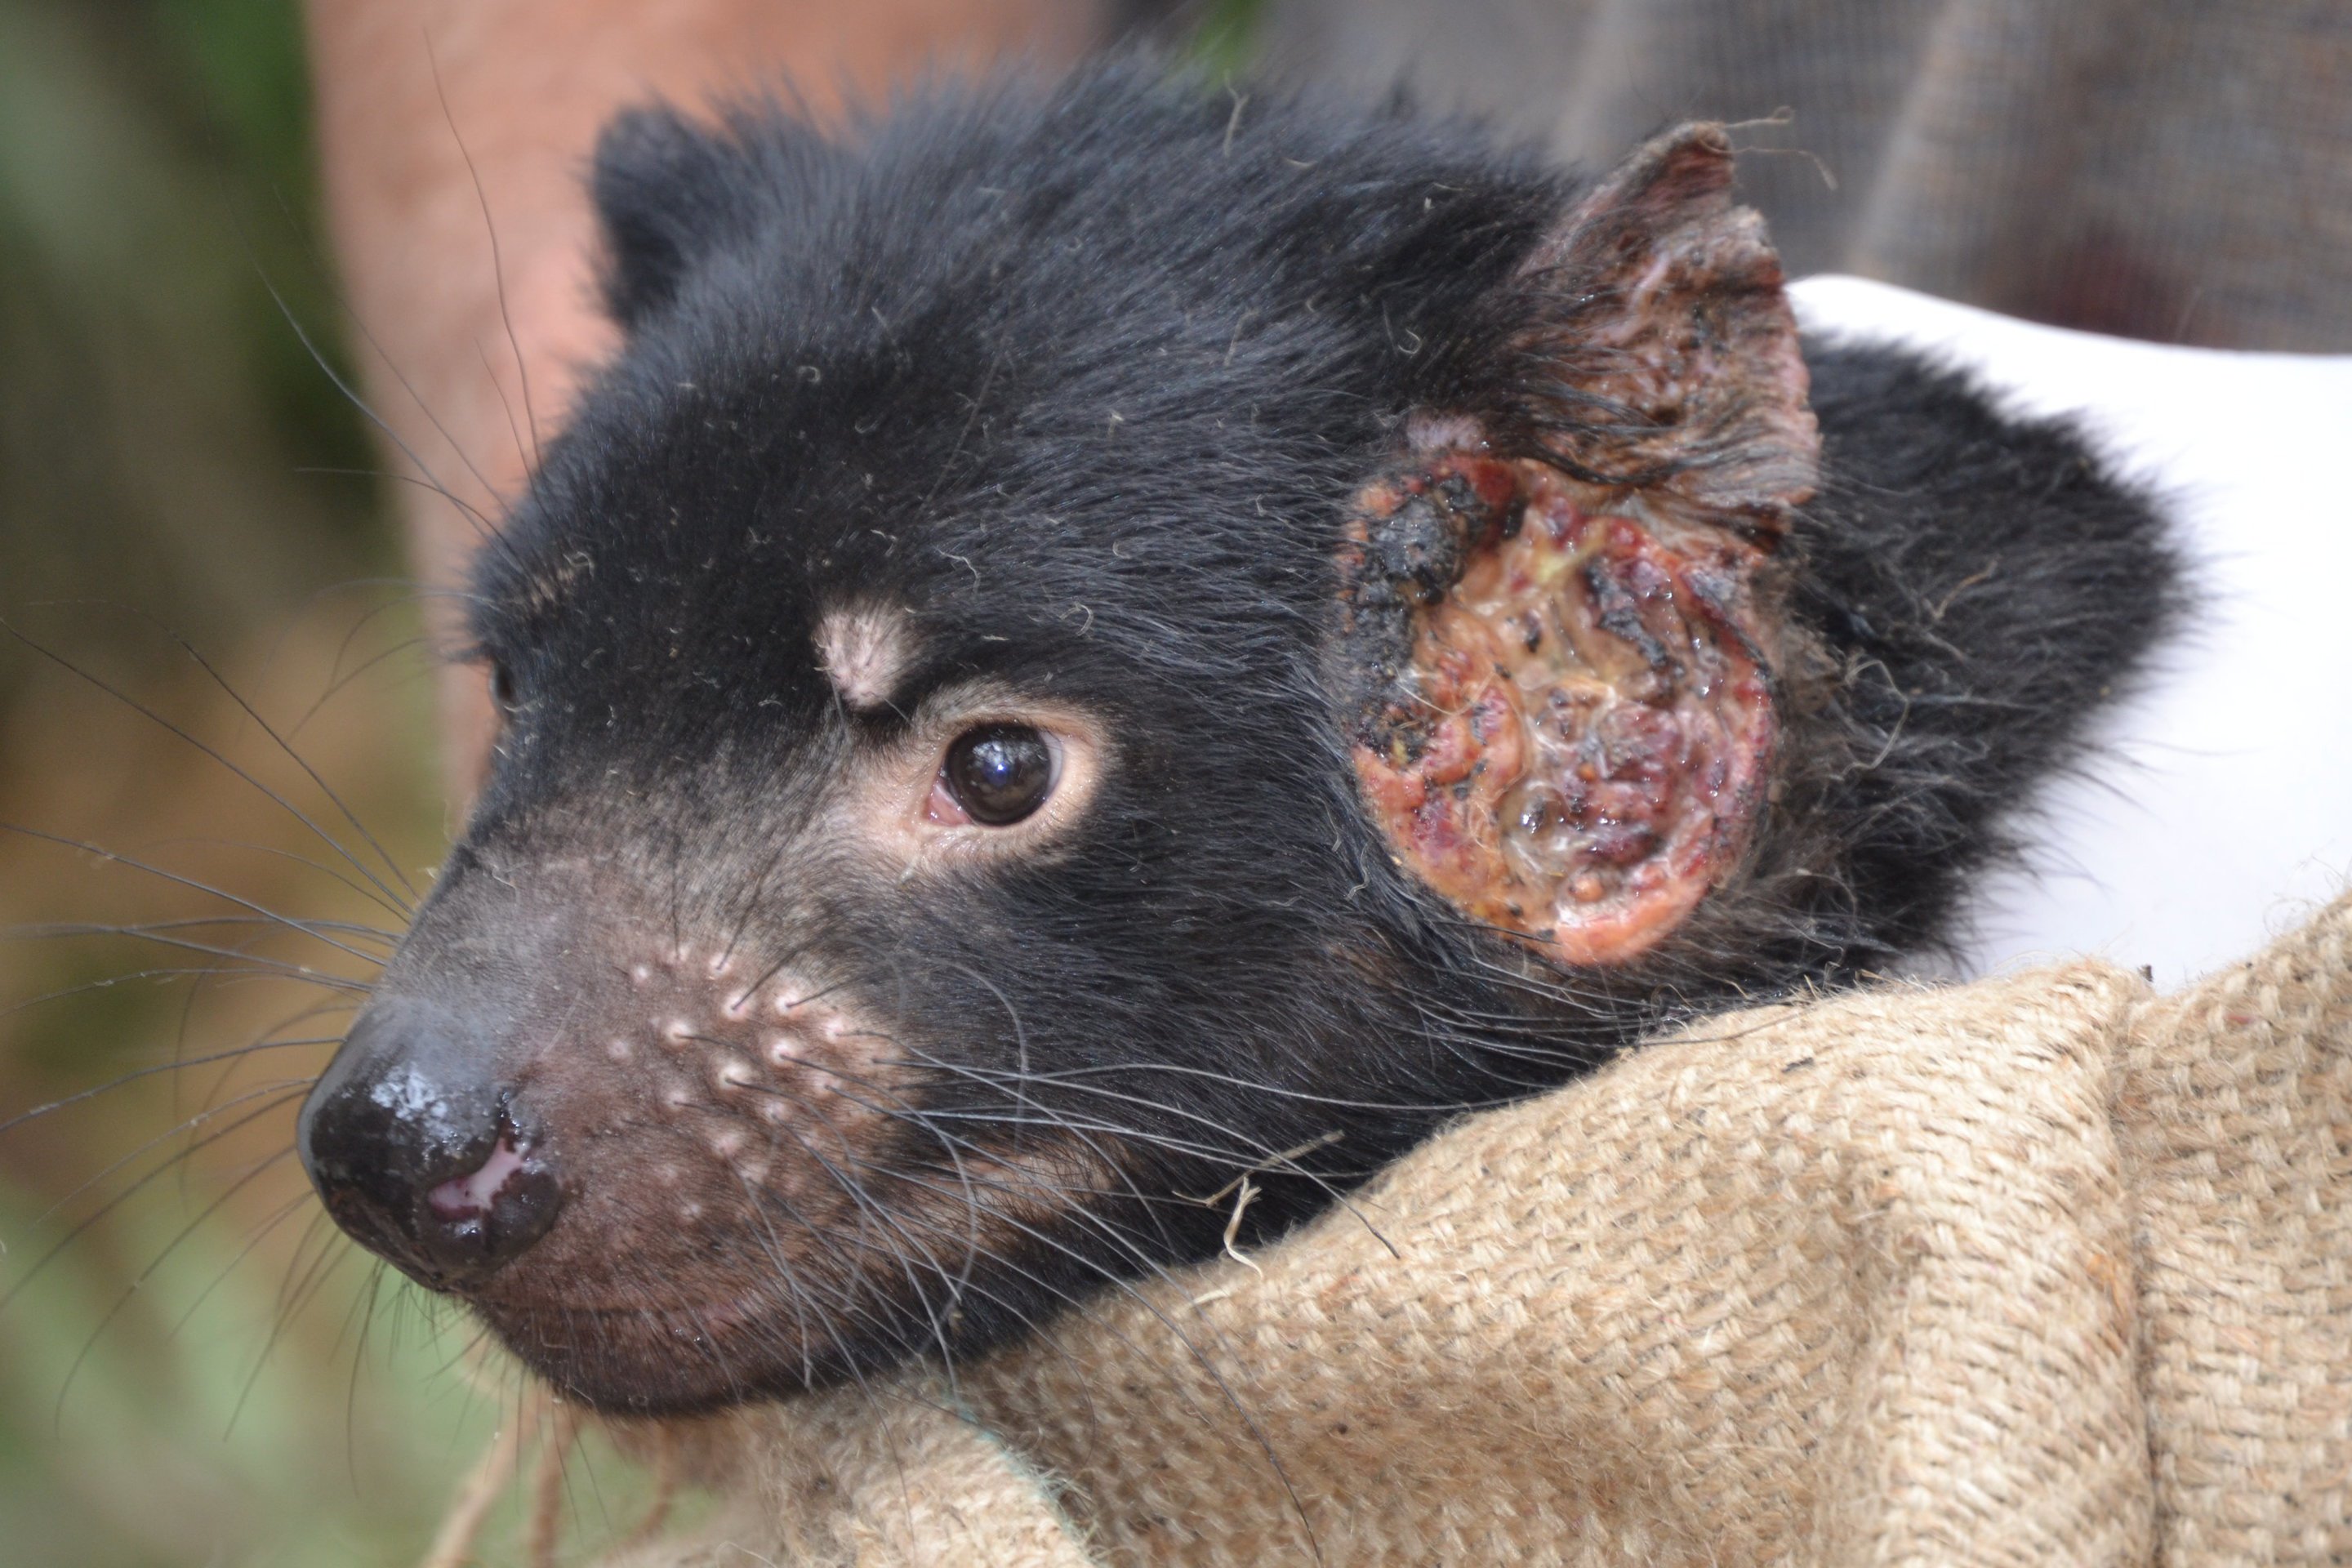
left=595, top=894, right=2352, bottom=1566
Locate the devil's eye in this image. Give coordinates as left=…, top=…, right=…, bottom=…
left=942, top=724, right=1057, bottom=826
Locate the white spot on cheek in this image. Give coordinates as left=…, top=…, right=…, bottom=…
left=760, top=1100, right=791, bottom=1124
left=716, top=1060, right=755, bottom=1089
left=766, top=1035, right=798, bottom=1066
left=662, top=1019, right=693, bottom=1048
left=606, top=1038, right=632, bottom=1063
left=661, top=1083, right=692, bottom=1111
left=710, top=1129, right=746, bottom=1159
left=815, top=605, right=914, bottom=710
left=630, top=964, right=652, bottom=987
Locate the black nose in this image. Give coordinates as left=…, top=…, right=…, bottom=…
left=298, top=998, right=561, bottom=1291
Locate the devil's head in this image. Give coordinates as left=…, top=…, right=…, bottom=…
left=299, top=68, right=1829, bottom=1412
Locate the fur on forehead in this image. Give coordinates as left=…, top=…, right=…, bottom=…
left=572, top=65, right=1581, bottom=484
left=479, top=69, right=1584, bottom=697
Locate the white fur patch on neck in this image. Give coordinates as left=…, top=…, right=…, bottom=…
left=815, top=605, right=915, bottom=711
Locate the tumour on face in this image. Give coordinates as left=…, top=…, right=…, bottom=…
left=1337, top=453, right=1777, bottom=966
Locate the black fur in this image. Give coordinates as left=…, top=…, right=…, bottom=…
left=319, top=62, right=2180, bottom=1409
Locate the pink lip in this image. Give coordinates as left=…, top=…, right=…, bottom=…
left=428, top=1135, right=528, bottom=1219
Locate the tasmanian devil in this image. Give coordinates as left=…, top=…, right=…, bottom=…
left=294, top=63, right=2177, bottom=1414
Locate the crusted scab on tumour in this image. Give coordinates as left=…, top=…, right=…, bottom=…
left=1336, top=451, right=1778, bottom=965
left=1319, top=117, right=1819, bottom=969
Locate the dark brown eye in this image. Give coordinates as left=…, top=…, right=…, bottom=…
left=490, top=662, right=519, bottom=714
left=942, top=724, right=1057, bottom=826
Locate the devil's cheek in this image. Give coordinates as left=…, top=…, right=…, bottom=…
left=466, top=958, right=897, bottom=1401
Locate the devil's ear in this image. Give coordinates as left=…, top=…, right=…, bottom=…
left=1330, top=124, right=1819, bottom=969
left=590, top=106, right=753, bottom=332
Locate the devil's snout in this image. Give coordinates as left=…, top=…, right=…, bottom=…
left=298, top=997, right=561, bottom=1291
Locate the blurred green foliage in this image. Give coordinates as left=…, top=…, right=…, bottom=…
left=0, top=1, right=536, bottom=1562
left=1178, top=0, right=1267, bottom=81
left=0, top=0, right=382, bottom=662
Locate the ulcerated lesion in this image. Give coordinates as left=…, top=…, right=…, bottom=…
left=1331, top=448, right=1778, bottom=966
